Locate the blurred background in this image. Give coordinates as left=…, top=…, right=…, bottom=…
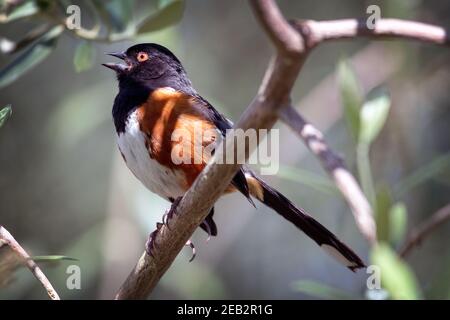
left=0, top=0, right=449, bottom=299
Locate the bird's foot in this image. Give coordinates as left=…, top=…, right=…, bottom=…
left=145, top=222, right=164, bottom=257
left=163, top=197, right=182, bottom=229
left=185, top=239, right=196, bottom=262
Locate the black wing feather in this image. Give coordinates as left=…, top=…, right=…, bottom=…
left=193, top=94, right=254, bottom=205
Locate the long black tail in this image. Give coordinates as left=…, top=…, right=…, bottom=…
left=246, top=174, right=366, bottom=272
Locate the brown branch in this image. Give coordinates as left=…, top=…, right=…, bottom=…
left=400, top=203, right=450, bottom=258
left=280, top=106, right=377, bottom=244
left=292, top=18, right=449, bottom=48
left=116, top=1, right=450, bottom=299
left=250, top=0, right=303, bottom=54
left=0, top=225, right=60, bottom=300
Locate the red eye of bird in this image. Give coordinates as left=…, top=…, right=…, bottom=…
left=137, top=52, right=149, bottom=62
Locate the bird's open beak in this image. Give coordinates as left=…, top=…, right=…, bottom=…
left=102, top=51, right=129, bottom=73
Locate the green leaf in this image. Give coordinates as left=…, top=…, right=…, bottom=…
left=0, top=1, right=38, bottom=23
left=99, top=0, right=134, bottom=32
left=46, top=81, right=111, bottom=148
left=359, top=93, right=391, bottom=145
left=337, top=59, right=363, bottom=140
left=291, top=280, right=356, bottom=299
left=73, top=41, right=95, bottom=73
left=277, top=166, right=338, bottom=195
left=0, top=105, right=12, bottom=128
left=30, top=255, right=78, bottom=262
left=137, top=0, right=185, bottom=34
left=389, top=202, right=407, bottom=246
left=356, top=142, right=376, bottom=208
left=375, top=186, right=393, bottom=242
left=385, top=0, right=420, bottom=20
left=371, top=243, right=421, bottom=300
left=0, top=26, right=63, bottom=89
left=356, top=91, right=391, bottom=209
left=395, top=152, right=450, bottom=196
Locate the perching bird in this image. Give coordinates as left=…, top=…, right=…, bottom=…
left=103, top=43, right=365, bottom=271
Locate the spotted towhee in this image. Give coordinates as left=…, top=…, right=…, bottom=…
left=103, top=43, right=365, bottom=271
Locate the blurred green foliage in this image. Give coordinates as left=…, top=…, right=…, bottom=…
left=295, top=55, right=448, bottom=300
left=277, top=166, right=338, bottom=195
left=73, top=41, right=95, bottom=72
left=0, top=1, right=39, bottom=23
left=371, top=244, right=421, bottom=300
left=137, top=0, right=184, bottom=34
left=0, top=0, right=185, bottom=82
left=0, top=26, right=63, bottom=88
left=291, top=280, right=356, bottom=300
left=338, top=60, right=363, bottom=141
left=395, top=152, right=450, bottom=197
left=0, top=104, right=11, bottom=128
left=388, top=202, right=407, bottom=246
left=361, top=77, right=424, bottom=301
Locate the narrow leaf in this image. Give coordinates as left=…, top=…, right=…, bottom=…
left=0, top=104, right=12, bottom=128
left=371, top=243, right=421, bottom=300
left=0, top=26, right=63, bottom=89
left=375, top=186, right=393, bottom=242
left=0, top=1, right=38, bottom=23
left=359, top=93, right=391, bottom=145
left=337, top=59, right=363, bottom=140
left=395, top=152, right=450, bottom=196
left=73, top=41, right=95, bottom=73
left=389, top=202, right=408, bottom=246
left=277, top=166, right=338, bottom=195
left=356, top=143, right=376, bottom=208
left=137, top=0, right=185, bottom=34
left=100, top=0, right=134, bottom=32
left=291, top=280, right=356, bottom=300
left=30, top=255, right=78, bottom=262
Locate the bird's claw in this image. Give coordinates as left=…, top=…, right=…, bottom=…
left=201, top=221, right=212, bottom=242
left=164, top=197, right=182, bottom=229
left=185, top=239, right=196, bottom=262
left=147, top=198, right=196, bottom=262
left=145, top=222, right=164, bottom=257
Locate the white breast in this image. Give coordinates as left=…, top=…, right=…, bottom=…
left=117, top=110, right=187, bottom=200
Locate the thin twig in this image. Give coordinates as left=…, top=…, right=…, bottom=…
left=280, top=106, right=377, bottom=244
left=400, top=204, right=450, bottom=257
left=292, top=18, right=449, bottom=48
left=0, top=225, right=60, bottom=300
left=0, top=24, right=53, bottom=54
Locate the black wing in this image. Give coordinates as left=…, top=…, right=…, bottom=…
left=194, top=94, right=254, bottom=205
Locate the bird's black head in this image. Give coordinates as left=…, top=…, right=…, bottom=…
left=103, top=43, right=195, bottom=94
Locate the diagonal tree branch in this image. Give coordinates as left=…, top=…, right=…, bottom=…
left=400, top=203, right=450, bottom=258
left=0, top=225, right=60, bottom=300
left=280, top=106, right=376, bottom=244
left=115, top=0, right=450, bottom=299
